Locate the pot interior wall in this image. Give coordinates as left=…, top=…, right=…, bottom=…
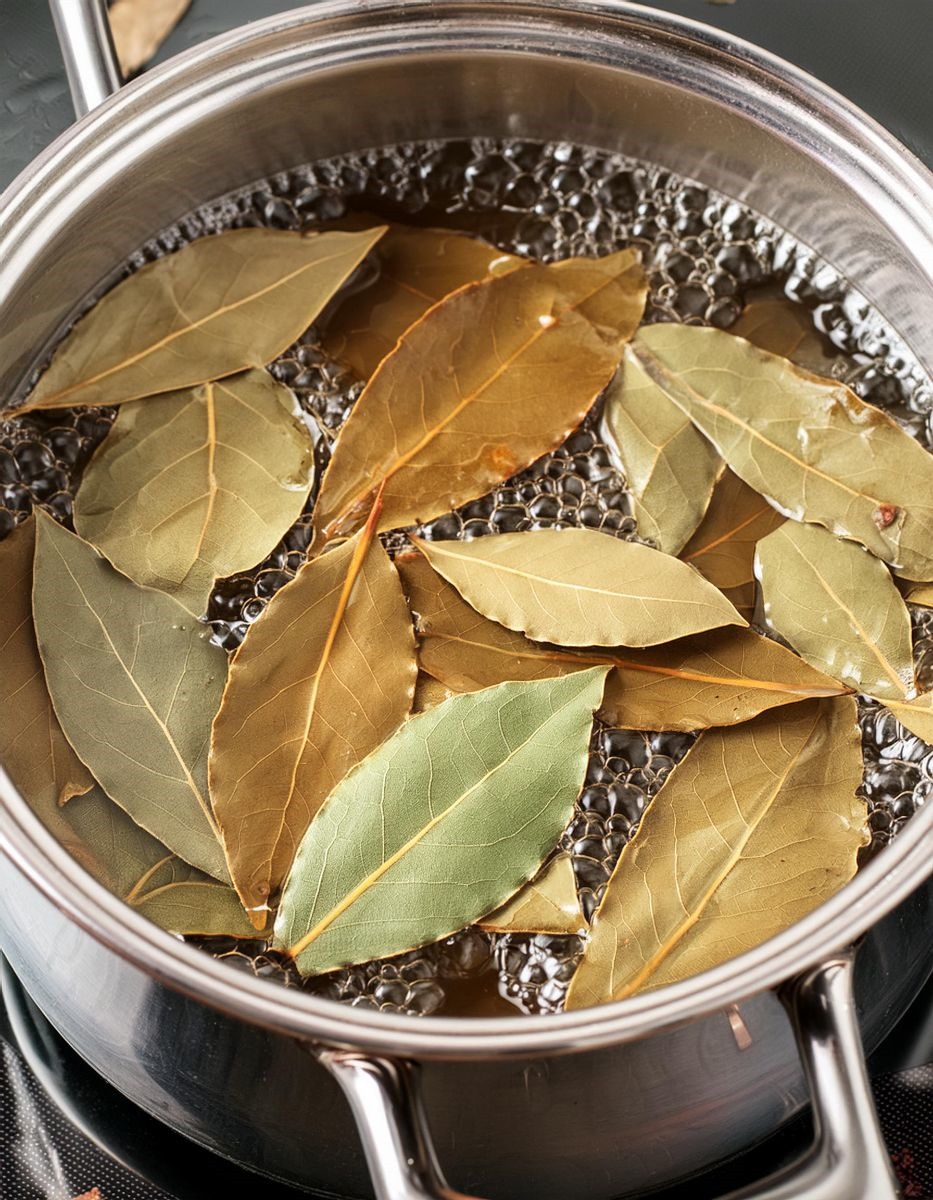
left=1, top=5, right=932, bottom=402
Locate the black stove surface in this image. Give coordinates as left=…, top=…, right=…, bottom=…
left=1, top=1, right=932, bottom=1198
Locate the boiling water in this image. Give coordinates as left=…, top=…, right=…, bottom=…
left=2, top=138, right=932, bottom=1017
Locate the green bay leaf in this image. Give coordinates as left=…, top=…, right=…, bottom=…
left=755, top=521, right=915, bottom=700
left=601, top=345, right=722, bottom=554
left=14, top=227, right=385, bottom=414
left=907, top=583, right=933, bottom=608
left=310, top=249, right=647, bottom=546
left=74, top=370, right=315, bottom=614
left=32, top=511, right=230, bottom=882
left=566, top=697, right=867, bottom=1008
left=274, top=669, right=608, bottom=976
left=413, top=529, right=745, bottom=648
left=628, top=324, right=933, bottom=580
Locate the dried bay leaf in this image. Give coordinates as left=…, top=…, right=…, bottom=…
left=74, top=370, right=315, bottom=613
left=566, top=697, right=867, bottom=1008
left=479, top=854, right=583, bottom=935
left=109, top=0, right=190, bottom=74
left=906, top=583, right=933, bottom=608
left=399, top=552, right=843, bottom=730
left=412, top=672, right=457, bottom=714
left=680, top=470, right=785, bottom=619
left=310, top=249, right=647, bottom=545
left=209, top=499, right=416, bottom=924
left=629, top=324, right=933, bottom=580
left=0, top=518, right=94, bottom=821
left=883, top=696, right=933, bottom=745
left=15, top=227, right=385, bottom=414
left=63, top=785, right=257, bottom=935
left=31, top=511, right=230, bottom=883
left=599, top=629, right=850, bottom=732
left=601, top=346, right=722, bottom=554
left=732, top=297, right=838, bottom=376
left=321, top=224, right=521, bottom=379
left=755, top=522, right=915, bottom=701
left=413, top=529, right=745, bottom=648
left=275, top=668, right=609, bottom=976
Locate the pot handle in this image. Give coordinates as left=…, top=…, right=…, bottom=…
left=47, top=0, right=123, bottom=118
left=320, top=952, right=904, bottom=1200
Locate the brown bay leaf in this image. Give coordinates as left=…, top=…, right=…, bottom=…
left=412, top=672, right=457, bottom=714
left=310, top=249, right=647, bottom=545
left=628, top=324, right=933, bottom=580
left=399, top=552, right=845, bottom=730
left=755, top=521, right=915, bottom=701
left=479, top=853, right=584, bottom=935
left=906, top=583, right=933, bottom=608
left=32, top=511, right=230, bottom=883
left=320, top=224, right=521, bottom=379
left=0, top=517, right=94, bottom=858
left=566, top=696, right=867, bottom=1008
left=209, top=497, right=416, bottom=925
left=109, top=0, right=190, bottom=74
left=732, top=297, right=838, bottom=376
left=680, top=469, right=785, bottom=619
left=599, top=628, right=850, bottom=732
left=601, top=345, right=722, bottom=554
left=14, top=227, right=385, bottom=414
left=413, top=529, right=745, bottom=648
left=883, top=696, right=933, bottom=745
left=74, top=370, right=315, bottom=614
left=274, top=669, right=609, bottom=976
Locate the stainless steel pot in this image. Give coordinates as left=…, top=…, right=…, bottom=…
left=1, top=3, right=932, bottom=1198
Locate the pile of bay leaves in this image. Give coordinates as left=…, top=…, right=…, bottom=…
left=2, top=219, right=932, bottom=1013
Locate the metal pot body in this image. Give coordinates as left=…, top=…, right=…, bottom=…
left=2, top=858, right=932, bottom=1199
left=2, top=4, right=933, bottom=1198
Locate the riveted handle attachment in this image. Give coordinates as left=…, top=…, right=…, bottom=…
left=320, top=953, right=903, bottom=1200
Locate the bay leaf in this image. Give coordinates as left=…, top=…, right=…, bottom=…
left=62, top=784, right=257, bottom=934
left=399, top=552, right=844, bottom=730
left=31, top=511, right=230, bottom=883
left=109, top=0, right=190, bottom=74
left=74, top=370, right=315, bottom=614
left=906, top=583, right=933, bottom=608
left=14, top=227, right=385, bottom=414
left=131, top=880, right=259, bottom=936
left=883, top=696, right=933, bottom=745
left=209, top=498, right=416, bottom=925
left=0, top=517, right=94, bottom=821
left=628, top=324, right=933, bottom=580
left=275, top=668, right=608, bottom=976
left=732, top=297, right=838, bottom=376
left=680, top=469, right=785, bottom=619
left=479, top=853, right=583, bottom=935
left=599, top=628, right=850, bottom=732
left=310, top=249, right=647, bottom=545
left=320, top=224, right=521, bottom=379
left=601, top=346, right=722, bottom=554
left=412, top=672, right=457, bottom=714
left=565, top=696, right=867, bottom=1008
left=755, top=521, right=915, bottom=701
left=413, top=529, right=745, bottom=648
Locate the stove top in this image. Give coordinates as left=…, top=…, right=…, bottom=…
left=1, top=2, right=932, bottom=1198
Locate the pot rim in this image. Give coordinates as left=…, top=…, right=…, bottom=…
left=1, top=0, right=932, bottom=1061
